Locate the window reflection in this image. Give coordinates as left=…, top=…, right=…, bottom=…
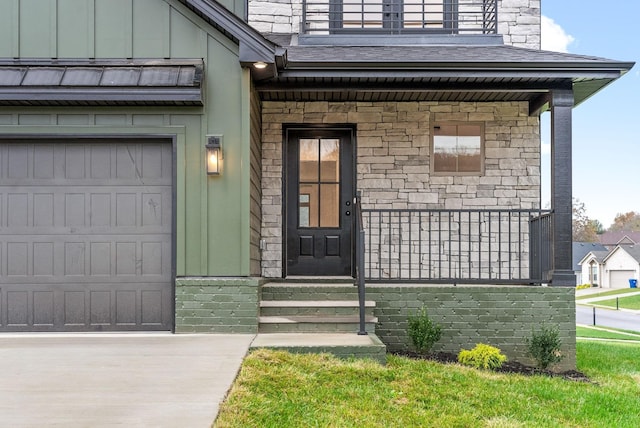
left=433, top=124, right=482, bottom=174
left=298, top=138, right=341, bottom=228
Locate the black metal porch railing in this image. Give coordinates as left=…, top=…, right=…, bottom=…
left=302, top=0, right=498, bottom=35
left=353, top=191, right=368, bottom=335
left=359, top=208, right=553, bottom=284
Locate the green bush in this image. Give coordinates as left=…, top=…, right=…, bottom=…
left=526, top=325, right=565, bottom=370
left=576, top=284, right=592, bottom=290
left=457, top=343, right=507, bottom=370
left=407, top=307, right=442, bottom=354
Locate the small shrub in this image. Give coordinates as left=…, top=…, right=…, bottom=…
left=407, top=307, right=442, bottom=354
left=526, top=325, right=564, bottom=370
left=576, top=284, right=592, bottom=290
left=457, top=343, right=507, bottom=370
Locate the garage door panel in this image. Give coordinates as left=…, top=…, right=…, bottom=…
left=33, top=291, right=54, bottom=326
left=0, top=140, right=173, bottom=332
left=610, top=270, right=635, bottom=289
left=1, top=283, right=172, bottom=331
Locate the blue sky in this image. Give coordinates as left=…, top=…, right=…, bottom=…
left=540, top=1, right=639, bottom=228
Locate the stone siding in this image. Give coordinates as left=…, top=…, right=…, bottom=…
left=261, top=101, right=540, bottom=278
left=175, top=277, right=262, bottom=333
left=248, top=0, right=541, bottom=49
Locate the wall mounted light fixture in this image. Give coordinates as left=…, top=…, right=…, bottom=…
left=206, top=135, right=222, bottom=175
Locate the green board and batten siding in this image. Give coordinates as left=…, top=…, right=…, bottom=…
left=0, top=0, right=255, bottom=280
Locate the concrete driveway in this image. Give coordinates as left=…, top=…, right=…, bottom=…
left=0, top=334, right=253, bottom=427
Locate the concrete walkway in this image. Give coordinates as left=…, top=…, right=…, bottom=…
left=0, top=334, right=253, bottom=428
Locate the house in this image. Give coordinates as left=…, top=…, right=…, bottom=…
left=600, top=246, right=640, bottom=288
left=0, top=0, right=633, bottom=370
left=598, top=230, right=640, bottom=249
left=573, top=242, right=608, bottom=285
left=578, top=248, right=609, bottom=287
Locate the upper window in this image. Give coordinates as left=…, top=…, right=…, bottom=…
left=431, top=123, right=483, bottom=175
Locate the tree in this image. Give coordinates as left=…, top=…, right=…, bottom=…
left=608, top=211, right=640, bottom=232
left=572, top=199, right=600, bottom=242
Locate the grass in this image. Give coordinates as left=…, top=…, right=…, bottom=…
left=595, top=294, right=640, bottom=310
left=215, top=342, right=640, bottom=427
left=576, top=288, right=639, bottom=300
left=577, top=325, right=640, bottom=341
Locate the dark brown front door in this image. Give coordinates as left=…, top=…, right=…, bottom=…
left=285, top=127, right=354, bottom=276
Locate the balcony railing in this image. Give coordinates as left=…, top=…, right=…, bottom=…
left=359, top=208, right=553, bottom=284
left=302, top=0, right=498, bottom=35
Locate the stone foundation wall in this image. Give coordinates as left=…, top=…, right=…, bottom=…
left=175, top=277, right=262, bottom=333
left=367, top=284, right=575, bottom=371
left=261, top=101, right=540, bottom=278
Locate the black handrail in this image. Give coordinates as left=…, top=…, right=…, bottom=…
left=354, top=191, right=367, bottom=335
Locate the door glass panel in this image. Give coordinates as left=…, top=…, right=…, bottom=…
left=320, top=139, right=340, bottom=182
left=298, top=137, right=341, bottom=229
left=299, top=184, right=319, bottom=227
left=319, top=184, right=340, bottom=227
left=299, top=139, right=319, bottom=181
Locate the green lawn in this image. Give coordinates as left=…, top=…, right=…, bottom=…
left=576, top=288, right=639, bottom=300
left=577, top=326, right=640, bottom=340
left=215, top=342, right=640, bottom=427
left=596, top=294, right=640, bottom=310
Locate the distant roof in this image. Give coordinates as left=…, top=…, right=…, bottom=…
left=598, top=231, right=640, bottom=246
left=603, top=245, right=640, bottom=264
left=0, top=59, right=204, bottom=106
left=573, top=242, right=608, bottom=270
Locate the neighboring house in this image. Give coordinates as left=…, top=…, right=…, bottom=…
left=600, top=246, right=640, bottom=288
left=573, top=242, right=607, bottom=285
left=578, top=249, right=609, bottom=287
left=599, top=230, right=640, bottom=249
left=0, top=0, right=633, bottom=369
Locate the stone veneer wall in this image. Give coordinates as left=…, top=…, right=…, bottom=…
left=261, top=101, right=540, bottom=278
left=248, top=0, right=541, bottom=49
left=175, top=277, right=262, bottom=333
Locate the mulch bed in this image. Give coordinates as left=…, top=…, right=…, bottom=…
left=392, top=351, right=593, bottom=383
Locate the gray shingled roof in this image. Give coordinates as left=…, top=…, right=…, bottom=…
left=256, top=41, right=633, bottom=104
left=0, top=60, right=203, bottom=106
left=573, top=242, right=608, bottom=270
left=283, top=44, right=619, bottom=66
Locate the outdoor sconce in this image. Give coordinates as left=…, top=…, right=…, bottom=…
left=206, top=135, right=223, bottom=175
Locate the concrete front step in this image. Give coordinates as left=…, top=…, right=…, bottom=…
left=258, top=315, right=377, bottom=334
left=260, top=300, right=375, bottom=317
left=250, top=333, right=387, bottom=364
left=261, top=283, right=360, bottom=301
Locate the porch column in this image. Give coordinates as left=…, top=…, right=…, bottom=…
left=550, top=89, right=576, bottom=286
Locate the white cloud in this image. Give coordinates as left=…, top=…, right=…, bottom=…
left=541, top=16, right=575, bottom=53
left=541, top=139, right=551, bottom=155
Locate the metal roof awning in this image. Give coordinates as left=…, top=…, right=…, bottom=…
left=0, top=59, right=204, bottom=106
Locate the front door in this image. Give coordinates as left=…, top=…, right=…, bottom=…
left=285, top=127, right=354, bottom=276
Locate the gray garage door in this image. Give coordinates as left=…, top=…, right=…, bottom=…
left=609, top=270, right=635, bottom=289
left=0, top=139, right=173, bottom=331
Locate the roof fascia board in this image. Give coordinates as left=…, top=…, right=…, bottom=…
left=277, top=66, right=629, bottom=80
left=0, top=88, right=203, bottom=105
left=176, top=0, right=276, bottom=63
